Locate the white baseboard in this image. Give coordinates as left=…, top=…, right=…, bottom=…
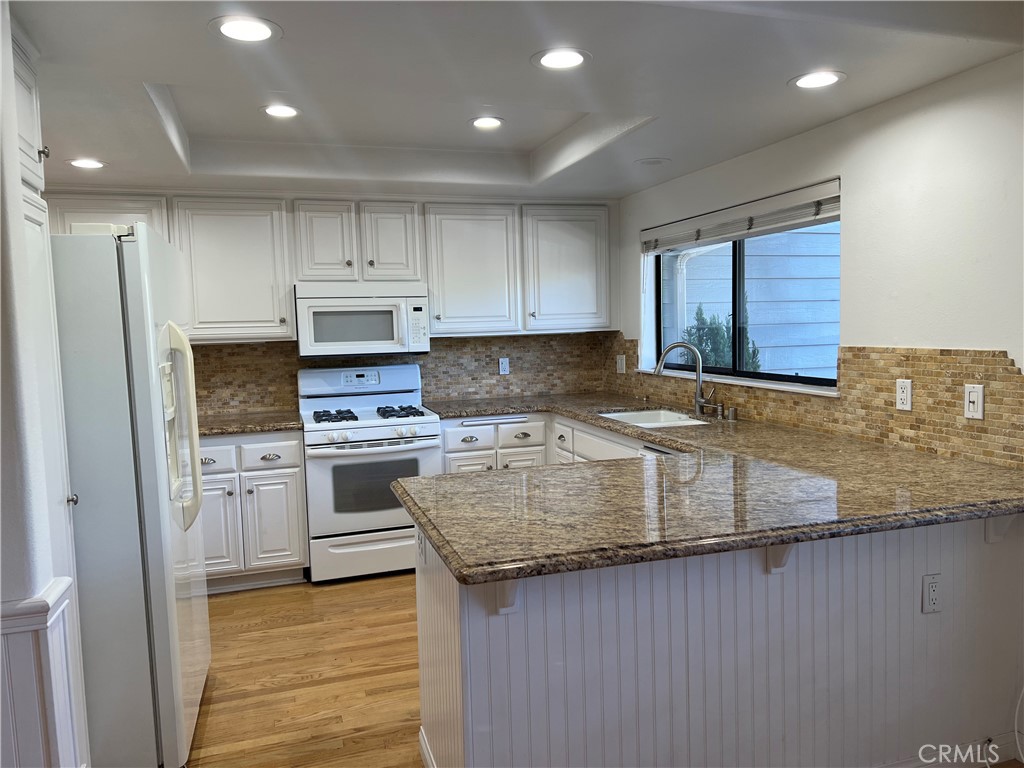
left=205, top=568, right=306, bottom=594
left=882, top=731, right=1019, bottom=767
left=418, top=726, right=437, bottom=768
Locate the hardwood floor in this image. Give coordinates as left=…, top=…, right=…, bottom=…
left=188, top=573, right=421, bottom=768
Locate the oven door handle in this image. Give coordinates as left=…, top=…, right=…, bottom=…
left=305, top=438, right=441, bottom=459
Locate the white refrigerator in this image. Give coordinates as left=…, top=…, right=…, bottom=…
left=51, top=223, right=210, bottom=768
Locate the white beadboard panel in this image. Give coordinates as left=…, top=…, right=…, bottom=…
left=421, top=517, right=1023, bottom=768
left=1, top=577, right=84, bottom=768
left=416, top=532, right=467, bottom=768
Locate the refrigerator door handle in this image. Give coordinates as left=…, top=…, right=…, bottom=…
left=167, top=321, right=203, bottom=531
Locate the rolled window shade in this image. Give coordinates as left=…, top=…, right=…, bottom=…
left=641, top=179, right=840, bottom=255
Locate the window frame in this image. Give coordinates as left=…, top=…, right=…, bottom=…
left=654, top=227, right=839, bottom=388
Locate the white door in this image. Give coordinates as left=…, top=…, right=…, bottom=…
left=523, top=205, right=610, bottom=330
left=199, top=476, right=244, bottom=574
left=360, top=202, right=423, bottom=280
left=426, top=204, right=520, bottom=334
left=446, top=451, right=497, bottom=473
left=242, top=470, right=307, bottom=569
left=497, top=447, right=546, bottom=470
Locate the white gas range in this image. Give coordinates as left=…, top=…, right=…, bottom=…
left=298, top=364, right=442, bottom=581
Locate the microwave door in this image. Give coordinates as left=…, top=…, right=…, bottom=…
left=297, top=298, right=407, bottom=356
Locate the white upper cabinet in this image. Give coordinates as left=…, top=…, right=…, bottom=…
left=426, top=204, right=520, bottom=335
left=47, top=195, right=169, bottom=238
left=359, top=202, right=423, bottom=281
left=294, top=200, right=358, bottom=280
left=174, top=198, right=292, bottom=342
left=522, top=205, right=610, bottom=331
left=12, top=27, right=45, bottom=192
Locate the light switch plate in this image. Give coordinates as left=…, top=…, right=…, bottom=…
left=964, top=383, right=984, bottom=420
left=616, top=354, right=626, bottom=374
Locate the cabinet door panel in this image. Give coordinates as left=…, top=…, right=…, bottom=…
left=445, top=451, right=497, bottom=473
left=295, top=201, right=358, bottom=280
left=13, top=36, right=44, bottom=191
left=242, top=470, right=307, bottom=570
left=360, top=203, right=422, bottom=280
left=427, top=205, right=520, bottom=334
left=47, top=195, right=169, bottom=238
left=524, top=206, right=609, bottom=330
left=497, top=446, right=546, bottom=470
left=199, top=476, right=243, bottom=574
left=175, top=199, right=291, bottom=341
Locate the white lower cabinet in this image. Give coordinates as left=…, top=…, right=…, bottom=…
left=198, top=431, right=308, bottom=588
left=442, top=415, right=547, bottom=473
left=545, top=418, right=644, bottom=463
left=446, top=451, right=496, bottom=474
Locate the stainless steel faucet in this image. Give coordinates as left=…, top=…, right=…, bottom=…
left=653, top=341, right=712, bottom=418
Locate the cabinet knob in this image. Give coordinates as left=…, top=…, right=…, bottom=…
left=279, top=317, right=286, bottom=324
left=513, top=431, right=531, bottom=440
left=67, top=493, right=79, bottom=506
left=461, top=435, right=479, bottom=443
left=529, top=311, right=537, bottom=318
left=246, top=488, right=254, bottom=495
left=368, top=259, right=375, bottom=267
left=200, top=456, right=216, bottom=465
left=226, top=490, right=234, bottom=497
left=486, top=465, right=493, bottom=470
left=345, top=260, right=353, bottom=267
left=434, top=314, right=442, bottom=321
left=37, top=146, right=50, bottom=160
left=260, top=453, right=282, bottom=461
left=503, top=463, right=509, bottom=469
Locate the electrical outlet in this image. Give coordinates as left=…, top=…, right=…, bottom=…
left=499, top=357, right=510, bottom=375
left=964, top=383, right=984, bottom=420
left=616, top=354, right=626, bottom=374
left=922, top=573, right=942, bottom=614
left=896, top=379, right=912, bottom=411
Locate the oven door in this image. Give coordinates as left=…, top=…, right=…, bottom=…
left=304, top=436, right=442, bottom=536
left=296, top=297, right=409, bottom=356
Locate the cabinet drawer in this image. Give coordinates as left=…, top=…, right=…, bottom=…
left=444, top=426, right=496, bottom=452
left=496, top=420, right=546, bottom=448
left=239, top=439, right=302, bottom=470
left=573, top=430, right=638, bottom=462
left=198, top=445, right=237, bottom=475
left=552, top=422, right=574, bottom=453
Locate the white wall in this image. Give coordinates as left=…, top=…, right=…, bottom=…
left=619, top=52, right=1024, bottom=366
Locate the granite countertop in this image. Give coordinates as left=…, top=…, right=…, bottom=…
left=198, top=409, right=302, bottom=437
left=396, top=393, right=1024, bottom=585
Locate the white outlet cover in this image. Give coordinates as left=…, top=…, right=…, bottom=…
left=499, top=357, right=510, bottom=375
left=896, top=379, right=912, bottom=411
left=922, top=573, right=942, bottom=613
left=616, top=354, right=626, bottom=374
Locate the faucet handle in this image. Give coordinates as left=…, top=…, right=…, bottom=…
left=702, top=385, right=715, bottom=401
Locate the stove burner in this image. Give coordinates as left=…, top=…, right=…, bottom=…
left=313, top=409, right=358, bottom=423
left=376, top=405, right=425, bottom=419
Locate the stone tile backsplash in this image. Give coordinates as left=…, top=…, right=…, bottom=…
left=193, top=332, right=616, bottom=415
left=605, top=334, right=1023, bottom=468
left=194, top=330, right=1022, bottom=468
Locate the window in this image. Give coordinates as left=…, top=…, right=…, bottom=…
left=645, top=181, right=840, bottom=387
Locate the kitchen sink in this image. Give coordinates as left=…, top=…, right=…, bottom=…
left=600, top=410, right=707, bottom=428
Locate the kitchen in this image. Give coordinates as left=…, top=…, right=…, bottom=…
left=2, top=2, right=1022, bottom=767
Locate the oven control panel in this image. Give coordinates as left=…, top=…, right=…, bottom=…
left=341, top=370, right=380, bottom=388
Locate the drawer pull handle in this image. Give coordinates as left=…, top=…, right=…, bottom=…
left=247, top=489, right=254, bottom=495
left=513, top=431, right=531, bottom=440
left=226, top=490, right=234, bottom=497
left=200, top=457, right=216, bottom=465
left=461, top=435, right=479, bottom=443
left=557, top=434, right=566, bottom=442
left=261, top=453, right=282, bottom=461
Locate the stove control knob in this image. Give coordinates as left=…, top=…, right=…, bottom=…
left=326, top=432, right=339, bottom=443
left=395, top=426, right=407, bottom=437
left=409, top=425, right=419, bottom=436
left=340, top=431, right=352, bottom=442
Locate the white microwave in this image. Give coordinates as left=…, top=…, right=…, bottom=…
left=295, top=282, right=430, bottom=357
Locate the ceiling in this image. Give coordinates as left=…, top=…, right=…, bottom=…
left=12, top=1, right=1023, bottom=199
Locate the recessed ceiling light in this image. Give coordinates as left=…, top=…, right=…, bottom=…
left=472, top=116, right=503, bottom=130
left=634, top=157, right=671, bottom=166
left=531, top=48, right=591, bottom=70
left=209, top=16, right=282, bottom=42
left=790, top=71, right=846, bottom=89
left=67, top=158, right=106, bottom=169
left=264, top=104, right=299, bottom=118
